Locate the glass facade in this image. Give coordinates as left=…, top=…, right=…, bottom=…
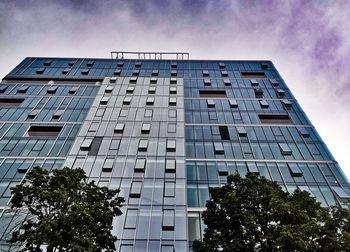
left=0, top=57, right=349, bottom=251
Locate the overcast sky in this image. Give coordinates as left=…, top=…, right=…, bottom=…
left=1, top=0, right=350, bottom=178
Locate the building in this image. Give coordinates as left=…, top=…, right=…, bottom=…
left=0, top=53, right=349, bottom=251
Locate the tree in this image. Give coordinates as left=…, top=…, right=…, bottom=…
left=8, top=166, right=124, bottom=252
left=192, top=172, right=350, bottom=252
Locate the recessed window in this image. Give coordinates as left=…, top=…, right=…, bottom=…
left=52, top=110, right=64, bottom=119
left=0, top=85, right=8, bottom=93
left=221, top=70, right=228, bottom=76
left=281, top=100, right=292, bottom=107
left=126, top=86, right=134, bottom=94
left=199, top=90, right=227, bottom=98
left=27, top=110, right=39, bottom=118
left=270, top=79, right=279, bottom=86
left=17, top=86, right=29, bottom=93
left=258, top=114, right=292, bottom=124
left=277, top=89, right=285, bottom=97
left=100, top=97, right=109, bottom=105
left=105, top=86, right=114, bottom=93
left=152, top=69, right=159, bottom=76
left=166, top=139, right=176, bottom=152
left=47, top=86, right=57, bottom=94
left=288, top=163, right=302, bottom=177
left=69, top=86, right=78, bottom=94
left=141, top=123, right=151, bottom=133
left=241, top=71, right=267, bottom=78
left=88, top=122, right=99, bottom=132
left=44, top=60, right=52, bottom=66
left=130, top=181, right=142, bottom=198
left=170, top=77, right=177, bottom=83
left=27, top=126, right=62, bottom=138
left=169, top=87, right=177, bottom=94
left=138, top=139, right=148, bottom=151
left=102, top=159, right=114, bottom=172
left=236, top=126, right=247, bottom=136
left=297, top=127, right=310, bottom=137
left=219, top=126, right=230, bottom=140
left=135, top=159, right=146, bottom=172
left=81, top=139, right=93, bottom=150
left=214, top=142, right=224, bottom=154
left=130, top=77, right=137, bottom=83
left=119, top=109, right=128, bottom=117
left=86, top=60, right=94, bottom=67
left=250, top=79, right=259, bottom=86
left=144, top=109, right=153, bottom=118
left=278, top=143, right=292, bottom=155
left=332, top=186, right=350, bottom=199
left=254, top=88, right=264, bottom=96
left=259, top=100, right=269, bottom=108
left=62, top=68, right=70, bottom=75
left=88, top=136, right=103, bottom=155
left=110, top=77, right=117, bottom=83
left=206, top=99, right=215, bottom=108
left=218, top=162, right=228, bottom=175
left=81, top=69, right=90, bottom=75
left=132, top=69, right=139, bottom=76
left=18, top=162, right=30, bottom=173
left=202, top=70, right=209, bottom=76
left=117, top=61, right=124, bottom=67
left=135, top=61, right=142, bottom=67
left=114, top=123, right=125, bottom=133
left=114, top=69, right=121, bottom=75
left=169, top=97, right=177, bottom=106
left=36, top=68, right=45, bottom=74
left=171, top=70, right=177, bottom=76
left=148, top=86, right=156, bottom=94
left=162, top=209, right=175, bottom=230
left=165, top=159, right=176, bottom=173
left=68, top=60, right=76, bottom=66
left=261, top=63, right=268, bottom=70
left=229, top=99, right=238, bottom=108
left=150, top=77, right=158, bottom=83
left=0, top=98, right=25, bottom=107
left=223, top=79, right=231, bottom=86
left=146, top=97, right=155, bottom=105
left=219, top=62, right=226, bottom=68
left=171, top=62, right=177, bottom=68
left=247, top=162, right=259, bottom=174
left=204, top=78, right=211, bottom=86
left=123, top=96, right=132, bottom=105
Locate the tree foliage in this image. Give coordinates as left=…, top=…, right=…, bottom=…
left=192, top=172, right=350, bottom=252
left=8, top=166, right=124, bottom=252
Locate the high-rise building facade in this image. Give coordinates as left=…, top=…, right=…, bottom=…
left=0, top=54, right=349, bottom=251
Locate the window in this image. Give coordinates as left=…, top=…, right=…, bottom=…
left=141, top=123, right=151, bottom=133
left=199, top=90, right=227, bottom=98
left=44, top=60, right=52, bottom=66
left=126, top=86, right=134, bottom=94
left=110, top=139, right=120, bottom=150
left=247, top=162, right=259, bottom=174
left=161, top=246, right=174, bottom=252
left=237, top=126, right=247, bottom=136
left=270, top=79, right=279, bottom=86
left=254, top=88, right=264, bottom=96
left=162, top=209, right=175, bottom=230
left=169, top=87, right=177, bottom=94
left=219, top=126, right=230, bottom=140
left=130, top=77, right=137, bottom=83
left=144, top=109, right=153, bottom=118
left=261, top=63, right=268, bottom=70
left=62, top=68, right=70, bottom=75
left=150, top=77, right=158, bottom=83
left=297, top=127, right=310, bottom=137
left=0, top=85, right=8, bottom=92
left=47, top=86, right=57, bottom=94
left=204, top=79, right=211, bottom=86
left=81, top=139, right=93, bottom=150
left=27, top=126, right=62, bottom=138
left=132, top=69, right=139, bottom=75
left=0, top=98, right=24, bottom=107
left=170, top=77, right=177, bottom=84
left=331, top=187, right=350, bottom=199
left=206, top=99, right=215, bottom=108
left=138, top=140, right=148, bottom=151
left=152, top=69, right=159, bottom=76
left=281, top=100, right=292, bottom=107
left=88, top=122, right=99, bottom=132
left=68, top=60, right=76, bottom=66
left=81, top=69, right=90, bottom=75
left=69, top=86, right=78, bottom=94
left=221, top=70, right=228, bottom=76
left=278, top=143, right=292, bottom=155
left=298, top=186, right=315, bottom=198
left=18, top=86, right=29, bottom=93
left=171, top=62, right=177, bottom=68
left=259, top=100, right=269, bottom=108
left=27, top=110, right=39, bottom=118
left=36, top=68, right=45, bottom=74
left=135, top=61, right=142, bottom=67
left=135, top=159, right=146, bottom=172
left=277, top=89, right=285, bottom=97
left=223, top=79, right=231, bottom=86
left=168, top=123, right=176, bottom=133
left=219, top=62, right=226, bottom=68
left=102, top=159, right=114, bottom=172
left=168, top=109, right=177, bottom=118
left=130, top=181, right=142, bottom=198
left=117, top=61, right=124, bottom=67
left=229, top=99, right=238, bottom=108
left=166, top=139, right=176, bottom=152
left=52, top=110, right=64, bottom=119
left=88, top=137, right=103, bottom=155
left=100, top=97, right=109, bottom=105
left=164, top=182, right=175, bottom=197
left=86, top=60, right=94, bottom=67
left=241, top=71, right=267, bottom=78
left=288, top=163, right=302, bottom=177
left=119, top=109, right=128, bottom=117
left=202, top=70, right=209, bottom=76
left=105, top=86, right=113, bottom=93
left=250, top=79, right=259, bottom=86
left=169, top=97, right=177, bottom=106
left=218, top=162, right=228, bottom=175
left=125, top=209, right=138, bottom=229
left=18, top=162, right=30, bottom=173
left=258, top=114, right=292, bottom=124
left=165, top=159, right=176, bottom=173
left=110, top=77, right=117, bottom=83
left=214, top=142, right=224, bottom=154
left=171, top=70, right=177, bottom=76
left=114, top=69, right=121, bottom=75
left=146, top=97, right=155, bottom=105
left=148, top=86, right=156, bottom=94
left=123, top=96, right=132, bottom=105
left=114, top=123, right=125, bottom=133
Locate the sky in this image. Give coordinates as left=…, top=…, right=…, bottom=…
left=0, top=0, right=350, bottom=178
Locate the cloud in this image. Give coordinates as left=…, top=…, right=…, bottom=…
left=1, top=0, right=350, bottom=178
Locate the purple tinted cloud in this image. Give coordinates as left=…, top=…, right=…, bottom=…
left=1, top=0, right=350, bottom=176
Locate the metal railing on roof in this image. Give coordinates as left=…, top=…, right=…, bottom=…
left=110, top=51, right=190, bottom=60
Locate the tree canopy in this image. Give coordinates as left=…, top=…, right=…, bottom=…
left=192, top=172, right=350, bottom=252
left=8, top=166, right=124, bottom=252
